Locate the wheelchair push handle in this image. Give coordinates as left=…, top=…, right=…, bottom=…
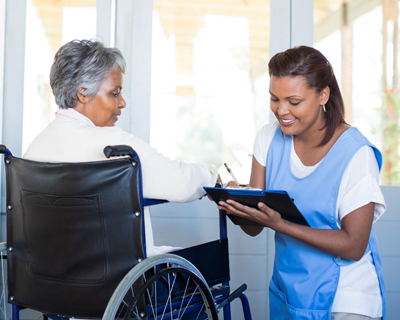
left=0, top=144, right=13, bottom=156
left=103, top=145, right=134, bottom=158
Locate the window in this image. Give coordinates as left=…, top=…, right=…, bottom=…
left=314, top=0, right=400, bottom=185
left=150, top=1, right=271, bottom=184
left=22, top=0, right=97, bottom=153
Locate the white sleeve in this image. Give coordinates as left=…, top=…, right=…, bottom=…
left=337, top=146, right=386, bottom=227
left=122, top=134, right=218, bottom=203
left=253, top=121, right=279, bottom=167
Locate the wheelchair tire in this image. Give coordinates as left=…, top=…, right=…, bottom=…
left=103, top=254, right=218, bottom=320
left=0, top=243, right=9, bottom=320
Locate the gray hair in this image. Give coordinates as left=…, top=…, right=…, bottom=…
left=50, top=39, right=126, bottom=109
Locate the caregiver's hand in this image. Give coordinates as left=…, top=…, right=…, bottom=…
left=217, top=199, right=283, bottom=231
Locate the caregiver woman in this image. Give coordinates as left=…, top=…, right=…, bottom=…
left=218, top=46, right=386, bottom=320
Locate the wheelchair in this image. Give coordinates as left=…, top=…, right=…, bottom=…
left=0, top=144, right=252, bottom=320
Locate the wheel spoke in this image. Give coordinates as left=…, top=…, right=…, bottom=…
left=146, top=285, right=157, bottom=320
left=168, top=272, right=172, bottom=320
left=195, top=303, right=206, bottom=320
left=128, top=306, right=141, bottom=320
left=104, top=256, right=217, bottom=320
left=177, top=275, right=191, bottom=319
left=130, top=285, right=135, bottom=300
left=122, top=301, right=141, bottom=320
left=178, top=285, right=200, bottom=319
left=154, top=274, right=158, bottom=319
left=121, top=300, right=129, bottom=307
left=117, top=297, right=132, bottom=319
left=160, top=271, right=178, bottom=319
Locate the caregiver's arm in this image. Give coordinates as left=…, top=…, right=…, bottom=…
left=219, top=199, right=374, bottom=261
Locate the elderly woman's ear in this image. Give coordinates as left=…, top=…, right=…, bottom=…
left=77, top=88, right=90, bottom=104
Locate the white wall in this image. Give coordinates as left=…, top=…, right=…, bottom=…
left=375, top=186, right=400, bottom=319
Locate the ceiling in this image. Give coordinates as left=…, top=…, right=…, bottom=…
left=32, top=0, right=345, bottom=80
left=33, top=0, right=96, bottom=53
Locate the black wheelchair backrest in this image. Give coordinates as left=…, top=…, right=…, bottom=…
left=4, top=151, right=146, bottom=318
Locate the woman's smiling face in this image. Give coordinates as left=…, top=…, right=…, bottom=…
left=269, top=75, right=329, bottom=139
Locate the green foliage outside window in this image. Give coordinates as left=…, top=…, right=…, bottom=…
left=381, top=89, right=400, bottom=185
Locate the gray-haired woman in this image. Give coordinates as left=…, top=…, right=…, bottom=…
left=24, top=39, right=220, bottom=256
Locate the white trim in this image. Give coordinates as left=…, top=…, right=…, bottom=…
left=115, top=0, right=153, bottom=143
left=270, top=0, right=314, bottom=56
left=270, top=0, right=291, bottom=57
left=0, top=0, right=5, bottom=143
left=291, top=0, right=314, bottom=46
left=2, top=0, right=26, bottom=157
left=96, top=0, right=112, bottom=46
left=0, top=0, right=5, bottom=227
left=1, top=0, right=26, bottom=213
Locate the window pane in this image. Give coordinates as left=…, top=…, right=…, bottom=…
left=314, top=1, right=400, bottom=185
left=151, top=1, right=270, bottom=184
left=23, top=0, right=97, bottom=153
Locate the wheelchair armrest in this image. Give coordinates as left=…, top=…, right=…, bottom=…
left=142, top=199, right=168, bottom=206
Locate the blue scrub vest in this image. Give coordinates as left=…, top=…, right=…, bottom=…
left=265, top=126, right=386, bottom=320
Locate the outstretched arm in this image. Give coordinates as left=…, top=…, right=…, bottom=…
left=218, top=199, right=374, bottom=261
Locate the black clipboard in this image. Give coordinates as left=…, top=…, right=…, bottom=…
left=204, top=187, right=309, bottom=227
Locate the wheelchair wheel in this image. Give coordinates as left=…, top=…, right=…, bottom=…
left=0, top=242, right=10, bottom=320
left=103, top=254, right=218, bottom=320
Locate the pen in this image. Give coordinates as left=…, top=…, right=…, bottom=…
left=224, top=163, right=240, bottom=186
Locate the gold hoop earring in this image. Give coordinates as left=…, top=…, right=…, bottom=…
left=322, top=104, right=326, bottom=113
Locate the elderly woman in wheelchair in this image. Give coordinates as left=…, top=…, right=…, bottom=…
left=0, top=39, right=251, bottom=320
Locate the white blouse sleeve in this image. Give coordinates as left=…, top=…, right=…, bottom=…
left=253, top=121, right=279, bottom=167
left=121, top=133, right=218, bottom=203
left=337, top=146, right=386, bottom=226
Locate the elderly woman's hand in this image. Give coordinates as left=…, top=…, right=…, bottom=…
left=226, top=180, right=238, bottom=187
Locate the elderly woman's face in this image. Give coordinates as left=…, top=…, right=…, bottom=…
left=81, top=68, right=126, bottom=127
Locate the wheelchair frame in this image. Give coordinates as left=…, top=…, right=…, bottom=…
left=0, top=144, right=252, bottom=320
